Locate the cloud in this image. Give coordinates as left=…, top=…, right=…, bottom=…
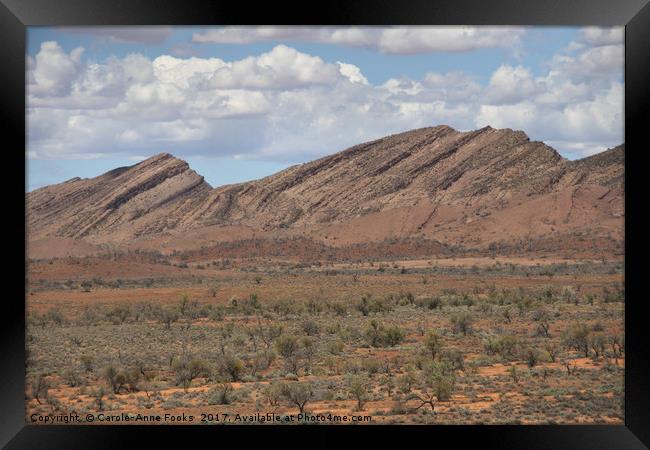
left=58, top=26, right=174, bottom=44
left=337, top=62, right=368, bottom=85
left=577, top=27, right=624, bottom=47
left=484, top=65, right=539, bottom=105
left=476, top=82, right=623, bottom=157
left=28, top=41, right=84, bottom=96
left=27, top=28, right=623, bottom=163
left=192, top=26, right=525, bottom=54
left=197, top=45, right=342, bottom=90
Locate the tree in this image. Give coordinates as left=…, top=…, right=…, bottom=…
left=398, top=366, right=418, bottom=394
left=590, top=333, right=606, bottom=359
left=532, top=308, right=552, bottom=337
left=423, top=331, right=443, bottom=360
left=364, top=320, right=405, bottom=348
left=508, top=365, right=520, bottom=384
left=406, top=360, right=456, bottom=412
left=281, top=382, right=314, bottom=414
left=103, top=365, right=126, bottom=394
left=347, top=375, right=369, bottom=411
left=158, top=307, right=179, bottom=329
left=263, top=382, right=284, bottom=413
left=562, top=323, right=590, bottom=357
left=173, top=357, right=210, bottom=391
left=80, top=354, right=94, bottom=372
left=382, top=374, right=395, bottom=397
left=275, top=334, right=300, bottom=373
left=91, top=386, right=106, bottom=411
left=301, top=337, right=316, bottom=373
left=63, top=369, right=79, bottom=387
left=31, top=373, right=49, bottom=404
left=545, top=343, right=559, bottom=362
left=219, top=355, right=245, bottom=381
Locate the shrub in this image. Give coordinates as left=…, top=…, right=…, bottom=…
left=450, top=312, right=473, bottom=336
left=301, top=320, right=320, bottom=336
left=106, top=306, right=130, bottom=325
left=219, top=355, right=245, bottom=381
left=158, top=307, right=179, bottom=329
left=326, top=340, right=344, bottom=355
left=562, top=323, right=591, bottom=357
left=415, top=296, right=443, bottom=310
left=80, top=355, right=94, bottom=373
left=383, top=326, right=405, bottom=347
left=207, top=383, right=233, bottom=405
left=508, top=365, right=520, bottom=384
left=46, top=308, right=64, bottom=326
left=484, top=335, right=519, bottom=361
left=365, top=320, right=405, bottom=347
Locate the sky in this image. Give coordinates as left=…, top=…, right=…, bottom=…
left=26, top=26, right=624, bottom=191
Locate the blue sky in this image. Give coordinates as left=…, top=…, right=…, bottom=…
left=26, top=26, right=624, bottom=191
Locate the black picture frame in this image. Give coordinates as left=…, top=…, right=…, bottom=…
left=3, top=0, right=649, bottom=448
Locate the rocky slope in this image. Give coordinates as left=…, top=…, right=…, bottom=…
left=27, top=125, right=624, bottom=257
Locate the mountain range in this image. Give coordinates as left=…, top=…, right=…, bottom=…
left=27, top=125, right=624, bottom=259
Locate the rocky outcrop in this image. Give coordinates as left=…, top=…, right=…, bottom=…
left=27, top=126, right=624, bottom=254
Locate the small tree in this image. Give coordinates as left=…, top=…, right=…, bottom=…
left=398, top=366, right=418, bottom=394
left=301, top=337, right=316, bottom=373
left=423, top=331, right=443, bottom=360
left=563, top=359, right=578, bottom=376
left=103, top=365, right=126, bottom=394
left=91, top=386, right=106, bottom=411
left=79, top=355, right=94, bottom=373
left=263, top=382, right=284, bottom=413
left=31, top=373, right=49, bottom=404
left=159, top=307, right=179, bottom=329
left=508, top=365, right=520, bottom=384
left=173, top=357, right=210, bottom=391
left=545, top=343, right=559, bottom=363
left=533, top=308, right=552, bottom=337
left=63, top=369, right=79, bottom=387
left=590, top=333, right=606, bottom=359
left=281, top=382, right=314, bottom=414
left=562, top=323, right=590, bottom=357
left=382, top=374, right=395, bottom=397
left=275, top=334, right=300, bottom=373
left=347, top=375, right=369, bottom=411
left=219, top=355, right=245, bottom=382
left=406, top=360, right=455, bottom=412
